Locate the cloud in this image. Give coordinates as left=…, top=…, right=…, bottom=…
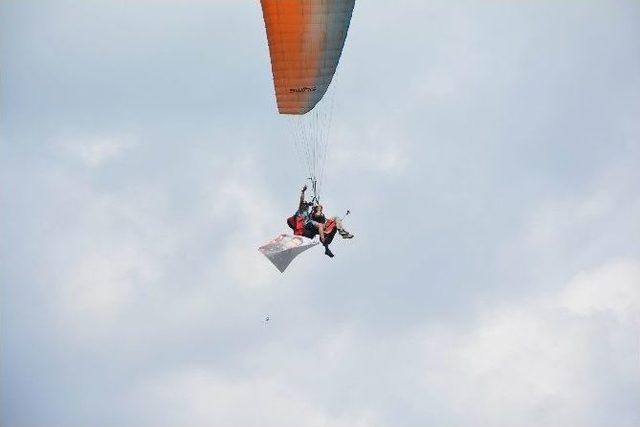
left=40, top=173, right=175, bottom=333
left=135, top=368, right=378, bottom=427
left=522, top=160, right=640, bottom=266
left=330, top=122, right=409, bottom=176
left=61, top=135, right=136, bottom=167
left=360, top=258, right=640, bottom=427
left=440, top=258, right=640, bottom=427
left=108, top=258, right=639, bottom=427
left=560, top=259, right=640, bottom=321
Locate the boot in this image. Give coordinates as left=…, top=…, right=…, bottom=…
left=338, top=229, right=354, bottom=239
left=324, top=246, right=334, bottom=258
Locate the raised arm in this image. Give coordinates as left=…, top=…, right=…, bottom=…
left=298, top=185, right=307, bottom=210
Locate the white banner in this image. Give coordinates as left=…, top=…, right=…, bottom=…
left=258, top=234, right=319, bottom=273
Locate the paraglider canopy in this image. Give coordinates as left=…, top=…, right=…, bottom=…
left=260, top=0, right=356, bottom=115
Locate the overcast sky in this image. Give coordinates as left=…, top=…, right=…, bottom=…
left=2, top=1, right=640, bottom=426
